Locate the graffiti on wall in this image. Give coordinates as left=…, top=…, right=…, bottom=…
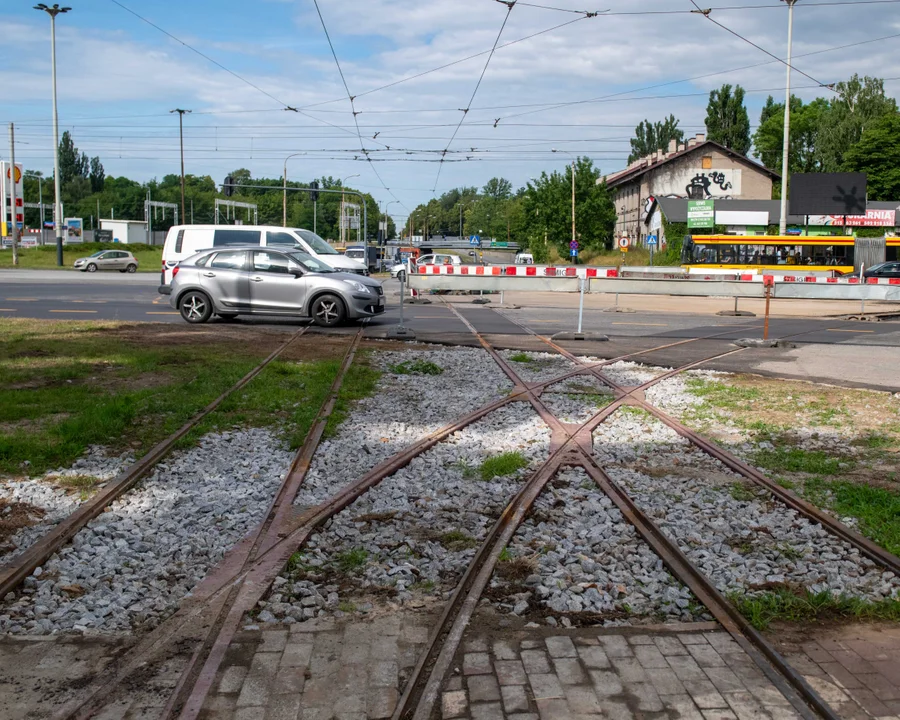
left=649, top=168, right=742, bottom=200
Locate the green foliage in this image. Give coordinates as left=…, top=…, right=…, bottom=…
left=729, top=483, right=759, bottom=502
left=753, top=447, right=847, bottom=475
left=731, top=588, right=900, bottom=631
left=629, top=114, right=684, bottom=163
left=844, top=112, right=900, bottom=201
left=508, top=353, right=533, bottom=363
left=499, top=547, right=513, bottom=562
left=479, top=451, right=529, bottom=481
left=336, top=548, right=369, bottom=572
left=752, top=95, right=829, bottom=173
left=705, top=84, right=751, bottom=155
left=440, top=530, right=480, bottom=551
left=816, top=74, right=897, bottom=172
left=803, top=477, right=900, bottom=555
left=389, top=360, right=443, bottom=375
left=324, top=363, right=381, bottom=440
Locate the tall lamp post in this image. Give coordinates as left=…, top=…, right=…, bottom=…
left=340, top=173, right=360, bottom=245
left=170, top=109, right=191, bottom=224
left=34, top=3, right=70, bottom=267
left=779, top=0, right=799, bottom=235
left=553, top=149, right=577, bottom=262
left=282, top=152, right=305, bottom=227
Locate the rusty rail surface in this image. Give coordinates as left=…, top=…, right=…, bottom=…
left=0, top=327, right=308, bottom=601
left=394, top=305, right=837, bottom=720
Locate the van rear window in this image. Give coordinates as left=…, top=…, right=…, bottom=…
left=213, top=229, right=262, bottom=247
left=174, top=229, right=184, bottom=253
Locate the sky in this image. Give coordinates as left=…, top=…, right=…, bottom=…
left=3, top=0, right=900, bottom=223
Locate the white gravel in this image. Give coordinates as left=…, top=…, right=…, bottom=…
left=540, top=391, right=613, bottom=425
left=293, top=347, right=513, bottom=508
left=0, top=446, right=135, bottom=559
left=596, top=409, right=900, bottom=602
left=488, top=467, right=703, bottom=627
left=256, top=402, right=552, bottom=624
left=498, top=350, right=578, bottom=383
left=595, top=360, right=669, bottom=387
left=0, top=428, right=293, bottom=635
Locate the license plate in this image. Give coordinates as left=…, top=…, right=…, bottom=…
left=378, top=297, right=385, bottom=307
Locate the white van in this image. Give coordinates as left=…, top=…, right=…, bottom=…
left=158, top=225, right=367, bottom=294
left=515, top=252, right=534, bottom=265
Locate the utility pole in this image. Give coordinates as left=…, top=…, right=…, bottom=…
left=553, top=149, right=577, bottom=263
left=170, top=109, right=191, bottom=225
left=9, top=124, right=19, bottom=266
left=34, top=3, right=71, bottom=267
left=779, top=0, right=799, bottom=235
left=282, top=152, right=304, bottom=227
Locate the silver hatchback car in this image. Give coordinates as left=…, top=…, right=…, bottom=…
left=74, top=249, right=139, bottom=273
left=169, top=246, right=385, bottom=326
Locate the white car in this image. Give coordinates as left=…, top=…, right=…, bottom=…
left=390, top=253, right=462, bottom=281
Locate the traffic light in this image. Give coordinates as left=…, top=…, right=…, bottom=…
left=310, top=181, right=319, bottom=203
left=223, top=176, right=234, bottom=197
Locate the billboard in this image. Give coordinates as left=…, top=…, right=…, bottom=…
left=807, top=209, right=896, bottom=228
left=790, top=173, right=867, bottom=216
left=64, top=218, right=84, bottom=244
left=687, top=200, right=715, bottom=229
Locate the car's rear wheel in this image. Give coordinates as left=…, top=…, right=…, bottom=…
left=126, top=264, right=137, bottom=273
left=179, top=291, right=213, bottom=324
left=311, top=294, right=346, bottom=327
left=86, top=263, right=98, bottom=273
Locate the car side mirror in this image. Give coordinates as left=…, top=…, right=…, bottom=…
left=291, top=269, right=304, bottom=278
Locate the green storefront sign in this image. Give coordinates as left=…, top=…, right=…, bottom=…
left=687, top=200, right=715, bottom=229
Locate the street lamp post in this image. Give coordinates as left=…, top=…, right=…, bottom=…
left=340, top=174, right=360, bottom=245
left=779, top=0, right=799, bottom=236
left=34, top=3, right=71, bottom=267
left=553, top=149, right=577, bottom=262
left=170, top=109, right=191, bottom=225
left=282, top=152, right=305, bottom=227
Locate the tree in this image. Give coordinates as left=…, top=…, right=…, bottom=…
left=752, top=95, right=828, bottom=174
left=628, top=114, right=684, bottom=163
left=58, top=131, right=88, bottom=185
left=705, top=84, right=751, bottom=155
left=844, top=112, right=900, bottom=201
left=89, top=157, right=105, bottom=193
left=816, top=75, right=897, bottom=172
left=482, top=177, right=512, bottom=201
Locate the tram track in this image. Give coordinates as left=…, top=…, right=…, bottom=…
left=388, top=301, right=900, bottom=719
left=18, top=312, right=897, bottom=720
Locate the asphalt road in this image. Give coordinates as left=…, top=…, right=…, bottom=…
left=2, top=270, right=900, bottom=349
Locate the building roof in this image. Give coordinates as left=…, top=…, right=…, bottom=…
left=654, top=197, right=900, bottom=226
left=605, top=139, right=780, bottom=189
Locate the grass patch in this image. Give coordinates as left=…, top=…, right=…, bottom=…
left=729, top=483, right=759, bottom=502
left=856, top=432, right=895, bottom=450
left=479, top=451, right=529, bottom=481
left=453, top=460, right=478, bottom=480
left=508, top=353, right=533, bottom=363
left=731, top=588, right=900, bottom=631
left=0, top=243, right=162, bottom=272
left=754, top=447, right=847, bottom=475
left=389, top=359, right=443, bottom=375
left=338, top=601, right=357, bottom=613
left=686, top=378, right=763, bottom=408
left=802, top=477, right=900, bottom=556
left=336, top=548, right=369, bottom=573
left=439, top=530, right=479, bottom=551
left=324, top=360, right=381, bottom=440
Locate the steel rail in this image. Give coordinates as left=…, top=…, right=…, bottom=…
left=0, top=327, right=308, bottom=601
left=395, top=308, right=837, bottom=720
left=163, top=328, right=366, bottom=720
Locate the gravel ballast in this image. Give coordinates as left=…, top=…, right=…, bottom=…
left=594, top=409, right=900, bottom=602
left=256, top=402, right=552, bottom=625
left=487, top=466, right=703, bottom=627
left=0, top=429, right=293, bottom=635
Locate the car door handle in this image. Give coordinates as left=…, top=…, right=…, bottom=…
left=202, top=272, right=216, bottom=277
left=250, top=276, right=264, bottom=282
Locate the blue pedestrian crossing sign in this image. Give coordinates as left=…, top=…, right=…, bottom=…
left=647, top=234, right=658, bottom=246
left=469, top=235, right=481, bottom=247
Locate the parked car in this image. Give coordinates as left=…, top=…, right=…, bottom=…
left=515, top=252, right=534, bottom=265
left=74, top=250, right=139, bottom=273
left=863, top=261, right=900, bottom=279
left=389, top=253, right=461, bottom=281
left=158, top=225, right=367, bottom=295
left=169, top=246, right=384, bottom=326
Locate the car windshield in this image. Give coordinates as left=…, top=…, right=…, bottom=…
left=89, top=251, right=105, bottom=257
left=293, top=229, right=338, bottom=255
left=287, top=251, right=336, bottom=273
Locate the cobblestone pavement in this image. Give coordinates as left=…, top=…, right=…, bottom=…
left=774, top=623, right=900, bottom=720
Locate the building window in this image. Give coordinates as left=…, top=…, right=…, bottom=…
left=702, top=156, right=712, bottom=169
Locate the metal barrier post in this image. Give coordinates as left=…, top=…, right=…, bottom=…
left=577, top=277, right=585, bottom=335
left=387, top=260, right=415, bottom=339
left=763, top=283, right=772, bottom=340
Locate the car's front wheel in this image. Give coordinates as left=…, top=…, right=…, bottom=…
left=179, top=290, right=213, bottom=324
left=397, top=270, right=406, bottom=283
left=86, top=263, right=98, bottom=273
left=311, top=294, right=346, bottom=327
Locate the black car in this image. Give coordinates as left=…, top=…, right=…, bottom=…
left=863, top=262, right=900, bottom=279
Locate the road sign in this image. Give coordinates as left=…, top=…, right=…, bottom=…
left=569, top=240, right=578, bottom=250
left=617, top=236, right=630, bottom=250
left=469, top=234, right=481, bottom=246
left=570, top=248, right=578, bottom=257
left=647, top=234, right=658, bottom=246
left=687, top=199, right=715, bottom=229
